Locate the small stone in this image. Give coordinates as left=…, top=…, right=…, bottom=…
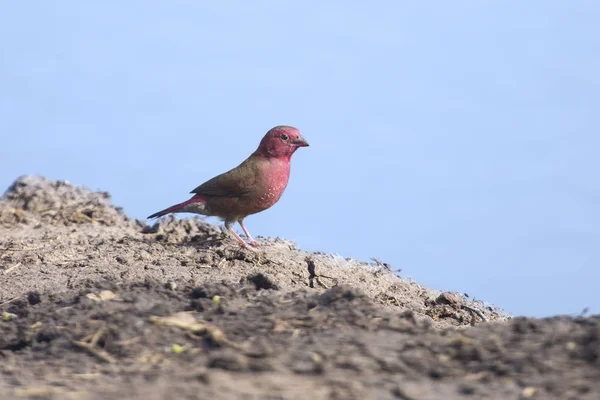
left=86, top=290, right=117, bottom=302
left=435, top=292, right=461, bottom=306
left=521, top=387, right=537, bottom=398
left=2, top=312, right=17, bottom=321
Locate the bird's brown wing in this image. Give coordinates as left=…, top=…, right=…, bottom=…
left=190, top=158, right=256, bottom=198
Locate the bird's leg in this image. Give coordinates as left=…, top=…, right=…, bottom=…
left=238, top=220, right=261, bottom=247
left=225, top=221, right=256, bottom=251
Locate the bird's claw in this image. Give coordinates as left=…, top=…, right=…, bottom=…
left=248, top=240, right=273, bottom=248
left=241, top=243, right=258, bottom=252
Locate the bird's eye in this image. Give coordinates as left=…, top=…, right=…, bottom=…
left=280, top=134, right=289, bottom=141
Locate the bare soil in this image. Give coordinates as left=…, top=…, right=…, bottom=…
left=0, top=176, right=598, bottom=399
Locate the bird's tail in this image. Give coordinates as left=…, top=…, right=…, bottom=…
left=147, top=196, right=206, bottom=219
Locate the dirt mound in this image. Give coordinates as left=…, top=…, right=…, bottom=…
left=0, top=176, right=506, bottom=327
left=1, top=176, right=597, bottom=399
left=0, top=176, right=131, bottom=227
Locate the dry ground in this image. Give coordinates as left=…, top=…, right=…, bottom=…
left=0, top=176, right=598, bottom=399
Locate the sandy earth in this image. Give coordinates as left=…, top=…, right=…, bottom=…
left=0, top=176, right=598, bottom=399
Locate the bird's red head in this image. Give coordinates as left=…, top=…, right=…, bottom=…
left=254, top=125, right=309, bottom=160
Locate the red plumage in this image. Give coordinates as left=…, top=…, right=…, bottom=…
left=147, top=125, right=309, bottom=249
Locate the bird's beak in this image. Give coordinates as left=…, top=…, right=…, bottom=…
left=292, top=137, right=309, bottom=147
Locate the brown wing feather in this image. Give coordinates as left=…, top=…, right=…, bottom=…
left=190, top=158, right=256, bottom=198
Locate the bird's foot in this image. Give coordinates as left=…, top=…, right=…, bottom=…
left=238, top=222, right=272, bottom=248
left=240, top=243, right=258, bottom=252
left=228, top=229, right=259, bottom=252
left=247, top=239, right=274, bottom=248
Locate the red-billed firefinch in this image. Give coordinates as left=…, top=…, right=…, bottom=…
left=147, top=125, right=309, bottom=249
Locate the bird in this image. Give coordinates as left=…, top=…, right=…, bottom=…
left=147, top=125, right=309, bottom=249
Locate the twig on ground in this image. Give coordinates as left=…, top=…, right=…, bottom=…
left=0, top=296, right=22, bottom=307
left=462, top=305, right=488, bottom=322
left=3, top=262, right=22, bottom=275
left=72, top=340, right=116, bottom=364
left=0, top=247, right=43, bottom=252
left=73, top=327, right=115, bottom=363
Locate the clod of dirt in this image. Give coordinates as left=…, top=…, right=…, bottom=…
left=26, top=291, right=41, bottom=305
left=318, top=285, right=364, bottom=306
left=435, top=292, right=461, bottom=306
left=246, top=272, right=279, bottom=290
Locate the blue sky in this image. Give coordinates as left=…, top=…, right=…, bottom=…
left=1, top=1, right=599, bottom=317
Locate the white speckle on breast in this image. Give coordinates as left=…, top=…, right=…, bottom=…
left=258, top=182, right=286, bottom=208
